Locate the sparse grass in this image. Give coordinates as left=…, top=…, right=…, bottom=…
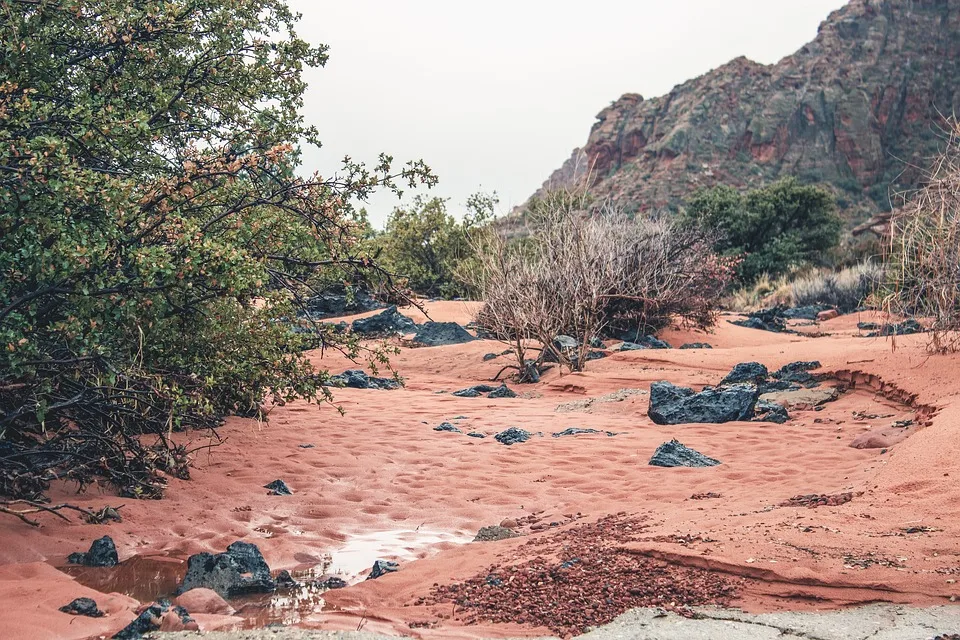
left=724, top=262, right=883, bottom=313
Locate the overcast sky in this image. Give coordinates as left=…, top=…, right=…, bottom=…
left=288, top=0, right=848, bottom=226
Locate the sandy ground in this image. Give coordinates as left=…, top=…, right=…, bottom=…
left=3, top=301, right=960, bottom=638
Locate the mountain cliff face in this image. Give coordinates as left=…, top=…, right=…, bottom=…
left=537, top=0, right=960, bottom=222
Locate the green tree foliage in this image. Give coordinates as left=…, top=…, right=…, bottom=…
left=376, top=193, right=496, bottom=299
left=0, top=0, right=435, bottom=500
left=684, top=178, right=842, bottom=284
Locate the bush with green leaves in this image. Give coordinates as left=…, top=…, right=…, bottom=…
left=684, top=178, right=842, bottom=284
left=375, top=193, right=496, bottom=299
left=0, top=0, right=434, bottom=501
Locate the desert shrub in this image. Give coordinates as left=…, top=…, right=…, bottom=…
left=883, top=122, right=960, bottom=351
left=0, top=1, right=435, bottom=500
left=471, top=195, right=734, bottom=376
left=789, top=262, right=883, bottom=312
left=723, top=274, right=792, bottom=312
left=685, top=178, right=843, bottom=284
left=376, top=193, right=496, bottom=299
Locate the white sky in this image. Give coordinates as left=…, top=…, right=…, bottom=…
left=288, top=0, right=849, bottom=226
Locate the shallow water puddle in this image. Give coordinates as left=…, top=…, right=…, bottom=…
left=63, top=527, right=471, bottom=628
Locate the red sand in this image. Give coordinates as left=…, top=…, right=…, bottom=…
left=3, top=302, right=960, bottom=638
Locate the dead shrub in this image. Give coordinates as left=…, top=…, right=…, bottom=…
left=789, top=262, right=884, bottom=313
left=471, top=196, right=733, bottom=377
left=883, top=121, right=960, bottom=351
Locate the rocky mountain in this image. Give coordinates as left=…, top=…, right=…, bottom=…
left=536, top=0, right=960, bottom=224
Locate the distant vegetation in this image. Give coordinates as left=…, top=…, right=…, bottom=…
left=684, top=178, right=843, bottom=285
left=373, top=193, right=497, bottom=299
left=0, top=0, right=434, bottom=500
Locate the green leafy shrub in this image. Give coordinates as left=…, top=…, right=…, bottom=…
left=0, top=0, right=434, bottom=500
left=376, top=193, right=496, bottom=299
left=684, top=178, right=843, bottom=284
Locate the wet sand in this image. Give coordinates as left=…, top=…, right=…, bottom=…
left=3, top=302, right=960, bottom=638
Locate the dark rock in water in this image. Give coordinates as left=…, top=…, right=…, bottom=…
left=474, top=525, right=518, bottom=542
left=434, top=422, right=461, bottom=433
left=866, top=318, right=924, bottom=337
left=488, top=384, right=517, bottom=399
left=495, top=427, right=531, bottom=445
left=264, top=479, right=292, bottom=496
left=319, top=576, right=348, bottom=590
left=648, top=381, right=758, bottom=425
left=59, top=597, right=104, bottom=617
left=680, top=343, right=713, bottom=349
left=551, top=428, right=618, bottom=438
left=732, top=307, right=788, bottom=333
left=367, top=560, right=399, bottom=580
left=351, top=306, right=416, bottom=335
left=327, top=369, right=399, bottom=390
left=113, top=601, right=168, bottom=639
left=772, top=361, right=822, bottom=386
left=649, top=440, right=720, bottom=468
left=275, top=570, right=299, bottom=589
left=452, top=387, right=481, bottom=398
left=177, top=541, right=276, bottom=598
left=753, top=400, right=790, bottom=424
left=67, top=536, right=118, bottom=567
left=467, top=432, right=486, bottom=438
left=782, top=305, right=833, bottom=320
left=412, top=322, right=477, bottom=346
left=721, top=362, right=769, bottom=385
left=300, top=286, right=384, bottom=320
left=482, top=353, right=499, bottom=361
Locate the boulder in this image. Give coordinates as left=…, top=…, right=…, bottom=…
left=731, top=307, right=787, bottom=333
left=648, top=381, right=758, bottom=425
left=721, top=362, right=768, bottom=385
left=614, top=336, right=670, bottom=351
left=452, top=387, right=481, bottom=398
left=494, top=427, right=531, bottom=445
left=174, top=588, right=234, bottom=615
left=114, top=602, right=168, bottom=639
left=412, top=322, right=476, bottom=346
left=327, top=370, right=399, bottom=390
left=782, top=305, right=832, bottom=320
left=67, top=536, right=118, bottom=567
left=367, top=560, right=399, bottom=580
left=865, top=318, right=924, bottom=337
left=176, top=541, right=276, bottom=598
left=59, top=597, right=104, bottom=618
left=350, top=306, right=416, bottom=335
left=300, top=286, right=384, bottom=319
left=264, top=479, right=292, bottom=496
left=649, top=440, right=720, bottom=468
left=433, top=422, right=461, bottom=433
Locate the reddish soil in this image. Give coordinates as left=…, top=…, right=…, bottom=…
left=2, top=303, right=960, bottom=639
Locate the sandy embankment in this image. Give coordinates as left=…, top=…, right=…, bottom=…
left=2, top=302, right=960, bottom=638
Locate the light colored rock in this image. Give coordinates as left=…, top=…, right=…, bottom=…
left=759, top=387, right=839, bottom=410
left=174, top=588, right=235, bottom=616
left=817, top=309, right=840, bottom=322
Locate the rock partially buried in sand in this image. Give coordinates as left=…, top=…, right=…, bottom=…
left=67, top=535, right=119, bottom=567
left=113, top=601, right=169, bottom=639
left=817, top=309, right=840, bottom=322
left=174, top=587, right=234, bottom=615
left=264, top=479, right=292, bottom=495
left=177, top=541, right=276, bottom=598
left=551, top=428, right=618, bottom=438
left=453, top=383, right=516, bottom=398
left=350, top=305, right=416, bottom=335
left=648, top=381, right=758, bottom=425
left=474, top=525, right=519, bottom=542
left=649, top=440, right=720, bottom=468
left=495, top=427, right=532, bottom=445
left=412, top=321, right=477, bottom=346
left=759, top=387, right=839, bottom=411
left=488, top=384, right=517, bottom=399
left=467, top=432, right=486, bottom=438
left=772, top=361, right=822, bottom=386
left=367, top=560, right=399, bottom=580
left=327, top=369, right=399, bottom=390
left=753, top=400, right=790, bottom=424
left=679, top=342, right=712, bottom=349
left=59, top=597, right=104, bottom=617
left=434, top=422, right=462, bottom=433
